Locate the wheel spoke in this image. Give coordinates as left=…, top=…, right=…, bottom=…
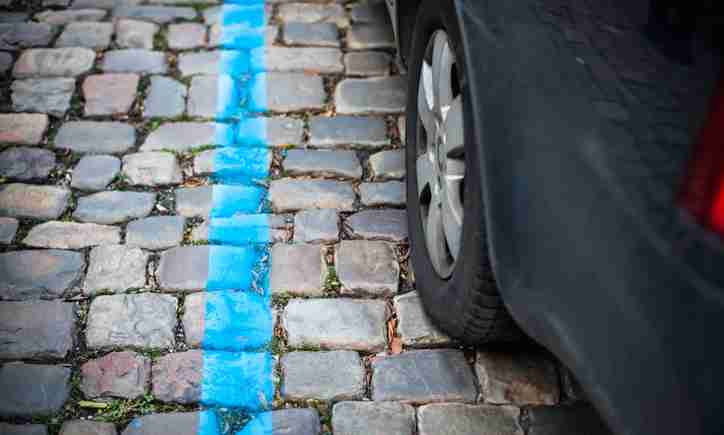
left=443, top=95, right=464, bottom=159
left=431, top=32, right=454, bottom=119
left=418, top=62, right=436, bottom=145
left=425, top=198, right=449, bottom=274
left=441, top=179, right=463, bottom=261
left=416, top=153, right=436, bottom=200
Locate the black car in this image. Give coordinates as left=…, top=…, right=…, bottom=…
left=386, top=0, right=723, bottom=434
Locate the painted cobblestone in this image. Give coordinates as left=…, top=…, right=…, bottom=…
left=0, top=1, right=602, bottom=433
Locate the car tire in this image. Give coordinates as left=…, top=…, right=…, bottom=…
left=405, top=0, right=520, bottom=344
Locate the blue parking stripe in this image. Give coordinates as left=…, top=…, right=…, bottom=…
left=208, top=215, right=274, bottom=246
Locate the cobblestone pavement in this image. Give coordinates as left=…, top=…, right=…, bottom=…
left=0, top=0, right=611, bottom=434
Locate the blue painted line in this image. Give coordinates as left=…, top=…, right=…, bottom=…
left=208, top=215, right=274, bottom=246
left=200, top=290, right=272, bottom=351
left=207, top=245, right=265, bottom=291
left=211, top=147, right=270, bottom=184
left=196, top=410, right=222, bottom=435
left=210, top=184, right=266, bottom=217
left=201, top=350, right=274, bottom=411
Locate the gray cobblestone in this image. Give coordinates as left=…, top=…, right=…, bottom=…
left=281, top=351, right=365, bottom=401
left=13, top=48, right=95, bottom=78
left=141, top=122, right=217, bottom=152
left=0, top=184, right=69, bottom=220
left=86, top=294, right=177, bottom=349
left=80, top=351, right=150, bottom=399
left=144, top=75, right=187, bottom=118
left=394, top=291, right=451, bottom=347
left=344, top=51, right=391, bottom=76
left=11, top=78, right=75, bottom=116
left=121, top=412, right=204, bottom=435
left=244, top=409, right=320, bottom=435
left=284, top=298, right=387, bottom=351
left=294, top=208, right=338, bottom=243
left=177, top=51, right=219, bottom=76
left=0, top=13, right=27, bottom=23
left=71, top=155, right=121, bottom=191
left=83, top=73, right=139, bottom=115
left=0, top=424, right=48, bottom=435
left=262, top=72, right=326, bottom=112
left=332, top=401, right=415, bottom=435
left=74, top=191, right=156, bottom=224
left=267, top=117, right=304, bottom=146
left=284, top=149, right=362, bottom=179
left=116, top=19, right=158, bottom=49
left=372, top=350, right=478, bottom=403
left=350, top=2, right=388, bottom=24
left=0, top=114, right=48, bottom=145
left=277, top=3, right=348, bottom=27
left=56, top=22, right=113, bottom=49
left=346, top=209, right=407, bottom=242
left=336, top=240, right=399, bottom=296
left=102, top=49, right=168, bottom=74
left=417, top=403, right=523, bottom=435
left=475, top=351, right=560, bottom=405
left=122, top=152, right=183, bottom=186
left=157, top=246, right=208, bottom=292
left=74, top=0, right=142, bottom=8
left=112, top=6, right=197, bottom=24
left=23, top=221, right=121, bottom=249
left=152, top=350, right=202, bottom=404
left=60, top=421, right=117, bottom=435
left=369, top=149, right=405, bottom=179
left=0, top=217, right=18, bottom=244
left=335, top=76, right=406, bottom=114
left=360, top=181, right=405, bottom=207
left=187, top=74, right=221, bottom=118
left=0, top=250, right=84, bottom=300
left=0, top=147, right=55, bottom=180
left=0, top=363, right=70, bottom=417
left=35, top=9, right=107, bottom=25
left=175, top=186, right=211, bottom=217
left=0, top=301, right=76, bottom=359
left=283, top=22, right=339, bottom=47
left=55, top=121, right=136, bottom=154
left=0, top=23, right=56, bottom=51
left=126, top=216, right=185, bottom=250
left=270, top=243, right=326, bottom=296
left=84, top=245, right=149, bottom=294
left=347, top=24, right=395, bottom=50
left=309, top=115, right=389, bottom=148
left=168, top=23, right=207, bottom=50
left=269, top=178, right=355, bottom=212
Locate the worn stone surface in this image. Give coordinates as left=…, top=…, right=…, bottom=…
left=116, top=19, right=158, bottom=49
left=152, top=350, right=202, bottom=404
left=0, top=217, right=18, bottom=244
left=394, top=292, right=451, bottom=347
left=55, top=121, right=136, bottom=154
left=157, top=246, right=209, bottom=292
left=261, top=72, right=326, bottom=112
left=84, top=245, right=149, bottom=295
left=74, top=191, right=156, bottom=224
left=0, top=183, right=69, bottom=220
left=112, top=6, right=197, bottom=24
left=13, top=48, right=95, bottom=78
left=270, top=243, right=325, bottom=296
left=167, top=23, right=206, bottom=50
left=350, top=2, right=388, bottom=24
left=282, top=22, right=339, bottom=47
left=59, top=421, right=117, bottom=435
left=80, top=351, right=151, bottom=399
left=284, top=298, right=387, bottom=351
left=86, top=294, right=177, bottom=349
left=191, top=214, right=290, bottom=244
left=23, top=221, right=121, bottom=249
left=141, top=122, right=217, bottom=152
left=0, top=250, right=84, bottom=300
left=335, top=77, right=406, bottom=114
left=0, top=424, right=49, bottom=435
left=282, top=351, right=364, bottom=401
left=35, top=8, right=107, bottom=25
left=0, top=363, right=70, bottom=417
left=269, top=179, right=355, bottom=212
left=277, top=3, right=348, bottom=27
left=0, top=23, right=56, bottom=51
left=347, top=24, right=395, bottom=50
left=122, top=152, right=183, bottom=186
left=0, top=147, right=55, bottom=180
left=177, top=51, right=219, bottom=76
left=144, top=75, right=186, bottom=118
left=187, top=74, right=221, bottom=118
left=266, top=117, right=305, bottom=146
left=369, top=149, right=405, bottom=179
left=309, top=115, right=389, bottom=148
left=71, top=155, right=121, bottom=191
left=126, top=216, right=185, bottom=250
left=56, top=22, right=113, bottom=49
left=344, top=51, right=391, bottom=76
left=175, top=186, right=212, bottom=217
left=0, top=113, right=49, bottom=145
left=102, top=49, right=167, bottom=74
left=360, top=181, right=405, bottom=207
left=346, top=209, right=407, bottom=242
left=0, top=301, right=76, bottom=359
left=294, top=208, right=338, bottom=243
left=475, top=351, right=560, bottom=405
left=11, top=78, right=75, bottom=116
left=417, top=404, right=523, bottom=435
left=332, top=402, right=415, bottom=435
left=527, top=405, right=612, bottom=435
left=336, top=240, right=399, bottom=296
left=83, top=73, right=139, bottom=115
left=242, top=409, right=320, bottom=435
left=372, top=350, right=478, bottom=403
left=284, top=149, right=362, bottom=179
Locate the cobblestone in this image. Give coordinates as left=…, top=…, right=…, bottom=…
left=35, top=8, right=107, bottom=25
left=283, top=149, right=362, bottom=179
left=0, top=301, right=76, bottom=359
left=284, top=298, right=387, bottom=351
left=0, top=184, right=69, bottom=220
left=83, top=73, right=139, bottom=115
left=336, top=240, right=399, bottom=296
left=122, top=152, right=183, bottom=186
left=346, top=209, right=407, bottom=242
left=71, top=155, right=121, bottom=191
left=347, top=24, right=395, bottom=50
left=112, top=6, right=197, bottom=24
left=475, top=351, right=560, bottom=405
left=141, top=122, right=216, bottom=152
left=372, top=350, right=478, bottom=403
left=80, top=351, right=151, bottom=399
left=282, top=22, right=339, bottom=47
left=360, top=181, right=406, bottom=207
left=0, top=424, right=48, bottom=435
left=332, top=401, right=415, bottom=435
left=126, top=216, right=185, bottom=250
left=270, top=243, right=326, bottom=296
left=309, top=115, right=389, bottom=148
left=121, top=412, right=205, bottom=435
left=0, top=217, right=18, bottom=244
left=55, top=121, right=136, bottom=154
left=417, top=403, right=523, bottom=435
left=175, top=186, right=211, bottom=217
left=369, top=149, right=405, bottom=179
left=102, top=49, right=167, bottom=74
left=0, top=113, right=48, bottom=145
left=0, top=250, right=83, bottom=300
left=0, top=23, right=56, bottom=51
left=187, top=74, right=221, bottom=118
left=0, top=147, right=55, bottom=180
left=335, top=77, right=406, bottom=114
left=23, top=221, right=121, bottom=249
left=277, top=3, right=348, bottom=27
left=0, top=363, right=70, bottom=417
left=59, top=421, right=117, bottom=435
left=350, top=2, right=388, bottom=24
left=294, top=208, right=339, bottom=243
left=281, top=351, right=365, bottom=401
left=152, top=350, right=202, bottom=404
left=84, top=245, right=149, bottom=294
left=168, top=23, right=207, bottom=50
left=177, top=51, right=219, bottom=76
left=13, top=48, right=95, bottom=78
left=11, top=78, right=75, bottom=117
left=157, top=246, right=208, bottom=292
left=73, top=191, right=156, bottom=224
left=261, top=72, right=326, bottom=112
left=242, top=409, right=320, bottom=435
left=344, top=51, right=391, bottom=76
left=269, top=178, right=355, bottom=212
left=261, top=46, right=344, bottom=73
left=86, top=293, right=177, bottom=349
left=56, top=22, right=114, bottom=49
left=144, top=76, right=187, bottom=118
left=116, top=19, right=158, bottom=49
left=394, top=292, right=451, bottom=347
